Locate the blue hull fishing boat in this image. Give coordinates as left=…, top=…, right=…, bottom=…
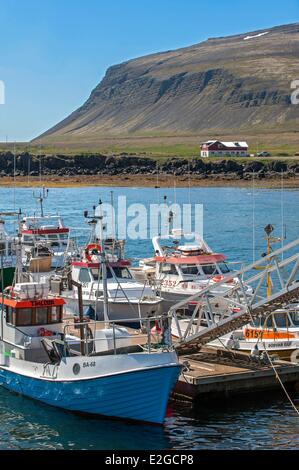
left=0, top=355, right=179, bottom=423
left=0, top=280, right=181, bottom=424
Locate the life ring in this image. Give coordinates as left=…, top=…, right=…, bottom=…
left=85, top=243, right=101, bottom=262
left=212, top=275, right=224, bottom=283
left=212, top=275, right=234, bottom=284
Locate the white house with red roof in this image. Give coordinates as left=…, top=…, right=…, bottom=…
left=200, top=140, right=248, bottom=158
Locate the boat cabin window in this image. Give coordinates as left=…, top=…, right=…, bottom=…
left=79, top=268, right=92, bottom=283
left=91, top=267, right=113, bottom=281
left=201, top=264, right=217, bottom=275
left=6, top=306, right=16, bottom=325
left=218, top=262, right=230, bottom=274
left=112, top=267, right=132, bottom=279
left=36, top=307, right=49, bottom=325
left=48, top=234, right=58, bottom=240
left=159, top=264, right=178, bottom=275
left=265, top=316, right=274, bottom=329
left=6, top=306, right=63, bottom=326
left=289, top=310, right=299, bottom=326
left=273, top=312, right=289, bottom=328
left=181, top=265, right=199, bottom=275
left=23, top=235, right=34, bottom=245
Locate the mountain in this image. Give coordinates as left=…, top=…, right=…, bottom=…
left=38, top=23, right=299, bottom=144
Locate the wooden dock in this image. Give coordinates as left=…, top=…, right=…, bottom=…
left=174, top=346, right=299, bottom=401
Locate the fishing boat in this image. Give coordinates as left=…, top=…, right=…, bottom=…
left=0, top=216, right=16, bottom=291
left=60, top=203, right=163, bottom=323
left=171, top=306, right=299, bottom=361
left=132, top=229, right=250, bottom=311
left=215, top=226, right=299, bottom=360
left=217, top=306, right=299, bottom=361
left=20, top=188, right=72, bottom=269
left=0, top=228, right=181, bottom=425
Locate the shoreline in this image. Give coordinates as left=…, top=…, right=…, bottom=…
left=1, top=175, right=299, bottom=188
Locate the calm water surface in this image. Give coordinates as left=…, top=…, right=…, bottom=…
left=0, top=186, right=298, bottom=450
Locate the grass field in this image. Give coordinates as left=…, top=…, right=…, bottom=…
left=1, top=131, right=299, bottom=161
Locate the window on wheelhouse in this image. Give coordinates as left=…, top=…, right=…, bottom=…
left=7, top=306, right=63, bottom=327
left=60, top=233, right=69, bottom=246
left=36, top=307, right=48, bottom=325
left=112, top=267, right=132, bottom=279
left=79, top=268, right=92, bottom=283
left=6, top=306, right=16, bottom=325
left=218, top=262, right=230, bottom=274
left=289, top=309, right=299, bottom=326
left=23, top=235, right=34, bottom=245
left=159, top=264, right=178, bottom=275
left=273, top=311, right=290, bottom=328
left=265, top=315, right=274, bottom=329
left=90, top=267, right=113, bottom=281
left=47, top=234, right=60, bottom=247
left=201, top=264, right=217, bottom=275
left=180, top=265, right=199, bottom=275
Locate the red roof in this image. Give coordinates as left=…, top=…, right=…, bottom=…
left=22, top=228, right=69, bottom=235
left=154, top=253, right=226, bottom=264
left=0, top=296, right=65, bottom=309
left=72, top=259, right=131, bottom=268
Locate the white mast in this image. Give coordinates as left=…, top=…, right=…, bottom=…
left=98, top=200, right=109, bottom=324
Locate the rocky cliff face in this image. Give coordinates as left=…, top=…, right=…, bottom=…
left=38, top=23, right=299, bottom=141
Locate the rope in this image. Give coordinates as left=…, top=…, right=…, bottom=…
left=262, top=344, right=299, bottom=417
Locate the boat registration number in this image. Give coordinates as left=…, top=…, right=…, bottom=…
left=83, top=361, right=96, bottom=368
left=161, top=280, right=177, bottom=287
left=244, top=328, right=264, bottom=340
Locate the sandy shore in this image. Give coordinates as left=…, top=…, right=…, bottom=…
left=1, top=175, right=299, bottom=188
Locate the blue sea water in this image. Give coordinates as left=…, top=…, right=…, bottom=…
left=0, top=185, right=299, bottom=450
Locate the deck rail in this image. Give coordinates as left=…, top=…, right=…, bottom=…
left=170, top=238, right=299, bottom=354
left=62, top=313, right=173, bottom=356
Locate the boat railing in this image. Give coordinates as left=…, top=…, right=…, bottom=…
left=4, top=323, right=33, bottom=349
left=62, top=314, right=174, bottom=357
left=0, top=254, right=15, bottom=267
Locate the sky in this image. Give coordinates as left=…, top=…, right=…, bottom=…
left=0, top=0, right=298, bottom=142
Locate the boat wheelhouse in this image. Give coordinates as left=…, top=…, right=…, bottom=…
left=62, top=255, right=163, bottom=323
left=20, top=214, right=70, bottom=269
left=172, top=301, right=299, bottom=361
left=0, top=283, right=65, bottom=359
left=133, top=230, right=241, bottom=311
left=221, top=305, right=299, bottom=360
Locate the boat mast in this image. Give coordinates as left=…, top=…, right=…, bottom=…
left=263, top=224, right=281, bottom=298
left=13, top=229, right=23, bottom=285
left=98, top=200, right=109, bottom=324
left=84, top=201, right=109, bottom=323
left=85, top=205, right=98, bottom=244
left=33, top=187, right=49, bottom=218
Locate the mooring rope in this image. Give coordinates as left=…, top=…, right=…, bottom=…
left=263, top=345, right=299, bottom=417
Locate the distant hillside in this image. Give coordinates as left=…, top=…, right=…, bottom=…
left=37, top=23, right=299, bottom=144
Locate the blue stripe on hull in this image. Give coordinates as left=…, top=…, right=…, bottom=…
left=0, top=365, right=180, bottom=424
